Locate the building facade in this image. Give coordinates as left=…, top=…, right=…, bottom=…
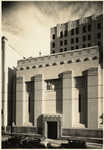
left=2, top=14, right=103, bottom=139
left=15, top=46, right=103, bottom=138
left=50, top=14, right=103, bottom=54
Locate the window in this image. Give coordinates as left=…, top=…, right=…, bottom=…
left=60, top=49, right=63, bottom=52
left=97, top=23, right=101, bottom=29
left=71, top=38, right=74, bottom=44
left=52, top=43, right=55, bottom=48
left=97, top=42, right=101, bottom=46
left=76, top=28, right=79, bottom=34
left=60, top=31, right=63, bottom=38
left=83, top=26, right=86, bottom=33
left=88, top=43, right=91, bottom=47
left=52, top=50, right=55, bottom=53
left=79, top=94, right=81, bottom=113
left=60, top=41, right=63, bottom=46
left=53, top=34, right=55, bottom=39
left=71, top=29, right=74, bottom=35
left=76, top=46, right=79, bottom=49
left=64, top=48, right=67, bottom=51
left=71, top=46, right=74, bottom=50
left=83, top=36, right=86, bottom=41
left=76, top=37, right=79, bottom=43
left=97, top=33, right=101, bottom=39
left=88, top=35, right=91, bottom=40
left=64, top=40, right=67, bottom=45
left=83, top=44, right=86, bottom=48
left=65, top=30, right=67, bottom=37
left=88, top=24, right=91, bottom=31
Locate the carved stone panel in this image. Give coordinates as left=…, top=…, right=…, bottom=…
left=74, top=77, right=86, bottom=88
left=44, top=79, right=62, bottom=91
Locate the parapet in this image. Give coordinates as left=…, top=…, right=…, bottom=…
left=17, top=46, right=99, bottom=71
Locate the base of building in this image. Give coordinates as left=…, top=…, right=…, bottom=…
left=62, top=128, right=103, bottom=138
left=3, top=126, right=103, bottom=139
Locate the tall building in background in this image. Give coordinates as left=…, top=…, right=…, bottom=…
left=50, top=14, right=103, bottom=54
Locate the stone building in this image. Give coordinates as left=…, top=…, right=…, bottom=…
left=50, top=14, right=103, bottom=54
left=2, top=14, right=103, bottom=139
left=14, top=45, right=103, bottom=138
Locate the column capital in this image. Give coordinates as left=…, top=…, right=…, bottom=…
left=83, top=67, right=98, bottom=76
left=16, top=76, right=23, bottom=84
left=32, top=74, right=43, bottom=82
left=59, top=71, right=72, bottom=79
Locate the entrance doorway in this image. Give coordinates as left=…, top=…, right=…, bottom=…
left=47, top=121, right=57, bottom=139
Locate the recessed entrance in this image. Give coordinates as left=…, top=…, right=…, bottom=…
left=47, top=121, right=57, bottom=139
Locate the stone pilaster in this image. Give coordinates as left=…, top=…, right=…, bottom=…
left=86, top=67, right=98, bottom=129
left=61, top=71, right=73, bottom=128
left=33, top=74, right=44, bottom=127
left=16, top=76, right=24, bottom=126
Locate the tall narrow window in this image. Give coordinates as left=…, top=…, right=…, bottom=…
left=53, top=34, right=55, bottom=39
left=71, top=29, right=74, bottom=35
left=79, top=94, right=81, bottom=112
left=60, top=31, right=63, bottom=38
left=29, top=96, right=30, bottom=113
left=83, top=26, right=86, bottom=33
left=65, top=30, right=67, bottom=37
left=76, top=28, right=79, bottom=34
left=88, top=24, right=91, bottom=31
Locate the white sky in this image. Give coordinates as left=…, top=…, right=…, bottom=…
left=2, top=1, right=103, bottom=58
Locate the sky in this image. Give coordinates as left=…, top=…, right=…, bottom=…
left=2, top=1, right=103, bottom=58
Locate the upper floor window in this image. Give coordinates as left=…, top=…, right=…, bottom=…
left=97, top=42, right=101, bottom=46
left=60, top=49, right=63, bottom=52
left=71, top=46, right=74, bottom=50
left=71, top=38, right=74, bottom=44
left=53, top=34, right=55, bottom=39
left=60, top=41, right=63, bottom=46
left=83, top=26, right=86, bottom=33
left=97, top=23, right=101, bottom=29
left=97, top=33, right=101, bottom=39
left=64, top=40, right=67, bottom=45
left=88, top=24, right=91, bottom=31
left=76, top=28, right=79, bottom=34
left=52, top=50, right=55, bottom=53
left=83, top=36, right=86, bottom=41
left=64, top=48, right=67, bottom=51
left=60, top=31, right=63, bottom=38
left=76, top=37, right=79, bottom=43
left=88, top=34, right=91, bottom=40
left=76, top=46, right=79, bottom=49
left=83, top=44, right=86, bottom=48
left=71, top=29, right=74, bottom=35
left=52, top=43, right=55, bottom=48
left=88, top=43, right=91, bottom=47
left=65, top=30, right=67, bottom=37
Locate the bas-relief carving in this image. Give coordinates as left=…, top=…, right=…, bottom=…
left=87, top=68, right=98, bottom=76
left=16, top=77, right=23, bottom=84
left=44, top=79, right=62, bottom=90
left=34, top=74, right=42, bottom=82
left=62, top=71, right=72, bottom=79
left=74, top=77, right=86, bottom=88
left=26, top=82, right=34, bottom=92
